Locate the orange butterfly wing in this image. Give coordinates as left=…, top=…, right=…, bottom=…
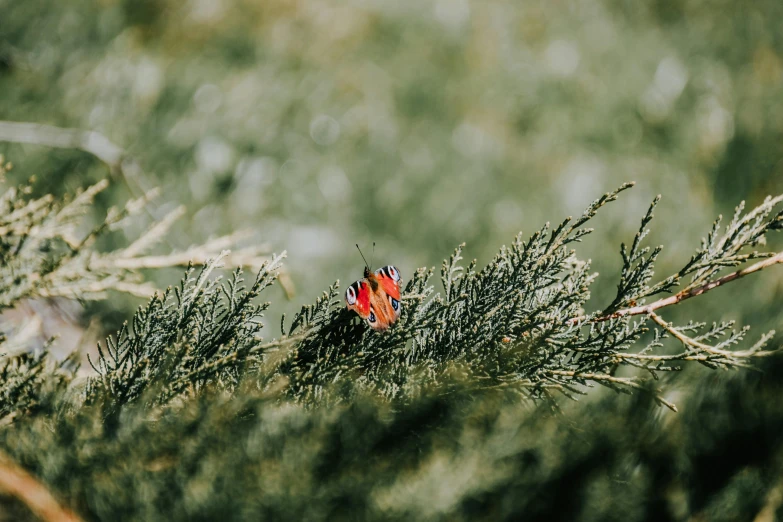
left=346, top=279, right=371, bottom=318
left=345, top=265, right=403, bottom=331
left=371, top=266, right=402, bottom=329
left=374, top=266, right=402, bottom=301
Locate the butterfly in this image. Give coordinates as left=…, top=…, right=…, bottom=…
left=345, top=244, right=402, bottom=331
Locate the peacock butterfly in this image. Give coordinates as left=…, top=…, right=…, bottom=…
left=345, top=244, right=402, bottom=331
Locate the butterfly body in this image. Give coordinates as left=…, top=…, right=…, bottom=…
left=346, top=265, right=402, bottom=331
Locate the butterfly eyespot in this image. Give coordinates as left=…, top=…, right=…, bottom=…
left=389, top=296, right=399, bottom=311
left=346, top=286, right=357, bottom=305
left=387, top=266, right=401, bottom=281
left=368, top=311, right=376, bottom=323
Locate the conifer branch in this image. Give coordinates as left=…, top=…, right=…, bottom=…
left=0, top=159, right=277, bottom=308
left=647, top=311, right=776, bottom=361
left=545, top=370, right=679, bottom=411
left=577, top=250, right=783, bottom=324
left=275, top=185, right=782, bottom=408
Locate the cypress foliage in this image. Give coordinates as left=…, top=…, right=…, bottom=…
left=0, top=158, right=782, bottom=520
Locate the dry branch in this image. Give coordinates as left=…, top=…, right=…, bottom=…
left=0, top=122, right=124, bottom=165
left=571, top=251, right=783, bottom=325
left=0, top=120, right=155, bottom=199
left=0, top=450, right=83, bottom=522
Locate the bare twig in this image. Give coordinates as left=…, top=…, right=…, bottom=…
left=39, top=280, right=158, bottom=299
left=0, top=450, right=83, bottom=522
left=571, top=251, right=783, bottom=325
left=0, top=121, right=124, bottom=165
left=0, top=120, right=157, bottom=211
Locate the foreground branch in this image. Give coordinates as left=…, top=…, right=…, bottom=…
left=0, top=451, right=83, bottom=522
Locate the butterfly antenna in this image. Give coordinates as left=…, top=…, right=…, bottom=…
left=355, top=244, right=370, bottom=270
left=370, top=242, right=376, bottom=270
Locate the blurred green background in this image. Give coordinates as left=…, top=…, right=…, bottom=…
left=1, top=0, right=782, bottom=345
